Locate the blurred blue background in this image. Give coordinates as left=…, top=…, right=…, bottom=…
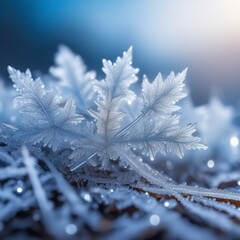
left=1, top=0, right=240, bottom=105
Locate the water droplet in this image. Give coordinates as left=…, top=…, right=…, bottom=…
left=149, top=214, right=160, bottom=226
left=83, top=193, right=92, bottom=202
left=66, top=224, right=77, bottom=235
left=164, top=201, right=169, bottom=207
left=207, top=159, right=215, bottom=168
left=16, top=187, right=23, bottom=193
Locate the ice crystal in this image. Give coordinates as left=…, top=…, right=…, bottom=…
left=8, top=66, right=84, bottom=151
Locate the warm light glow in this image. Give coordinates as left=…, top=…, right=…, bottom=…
left=137, top=0, right=240, bottom=53
left=230, top=136, right=239, bottom=147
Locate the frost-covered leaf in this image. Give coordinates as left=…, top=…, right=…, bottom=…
left=8, top=66, right=84, bottom=150
left=70, top=49, right=205, bottom=171
left=142, top=69, right=187, bottom=116
left=118, top=116, right=206, bottom=160
left=50, top=45, right=96, bottom=111
left=95, top=46, right=139, bottom=102
left=88, top=94, right=125, bottom=139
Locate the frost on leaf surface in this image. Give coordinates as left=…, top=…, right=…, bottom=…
left=76, top=49, right=205, bottom=171
left=50, top=45, right=96, bottom=115
left=7, top=66, right=84, bottom=151
left=142, top=71, right=186, bottom=115
left=88, top=94, right=125, bottom=139
left=94, top=47, right=139, bottom=102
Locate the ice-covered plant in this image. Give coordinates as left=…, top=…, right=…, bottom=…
left=7, top=66, right=84, bottom=151
left=5, top=47, right=206, bottom=173
left=1, top=47, right=240, bottom=240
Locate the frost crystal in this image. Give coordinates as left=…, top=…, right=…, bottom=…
left=1, top=46, right=240, bottom=239
left=7, top=66, right=84, bottom=151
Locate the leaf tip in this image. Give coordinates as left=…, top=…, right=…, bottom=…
left=128, top=46, right=133, bottom=53
left=7, top=65, right=15, bottom=76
